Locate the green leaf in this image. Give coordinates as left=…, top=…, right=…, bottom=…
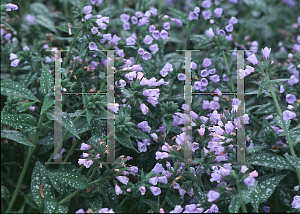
left=158, top=39, right=165, bottom=63
left=30, top=2, right=50, bottom=15
left=55, top=25, right=78, bottom=34
left=1, top=113, right=37, bottom=131
left=253, top=102, right=276, bottom=114
left=1, top=130, right=33, bottom=146
left=1, top=185, right=10, bottom=203
left=228, top=196, right=241, bottom=213
left=40, top=63, right=54, bottom=95
left=269, top=78, right=293, bottom=84
left=56, top=205, right=69, bottom=213
left=23, top=70, right=38, bottom=88
left=1, top=80, right=39, bottom=101
left=274, top=116, right=290, bottom=130
left=87, top=195, right=103, bottom=211
left=250, top=185, right=260, bottom=213
left=194, top=187, right=206, bottom=203
left=257, top=175, right=286, bottom=204
left=35, top=15, right=57, bottom=32
left=284, top=154, right=300, bottom=172
left=41, top=92, right=54, bottom=115
left=44, top=199, right=58, bottom=213
left=143, top=199, right=158, bottom=213
left=261, top=118, right=276, bottom=143
left=31, top=161, right=56, bottom=213
left=128, top=128, right=150, bottom=139
left=169, top=8, right=188, bottom=24
left=51, top=172, right=88, bottom=190
left=165, top=194, right=180, bottom=208
left=115, top=132, right=139, bottom=153
left=248, top=153, right=295, bottom=171
left=257, top=79, right=269, bottom=97
left=24, top=193, right=38, bottom=210
left=45, top=112, right=80, bottom=139
left=246, top=146, right=265, bottom=154
left=189, top=34, right=210, bottom=43
left=162, top=116, right=173, bottom=135
left=48, top=171, right=72, bottom=198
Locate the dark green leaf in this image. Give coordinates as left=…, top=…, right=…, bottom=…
left=284, top=154, right=300, bottom=172
left=41, top=92, right=54, bottom=115
left=246, top=146, right=265, bottom=154
left=228, top=196, right=241, bottom=213
left=55, top=25, right=78, bottom=34
left=1, top=130, right=33, bottom=146
left=23, top=71, right=38, bottom=88
left=115, top=132, right=139, bottom=153
left=1, top=113, right=37, bottom=131
left=1, top=80, right=39, bottom=101
left=16, top=101, right=38, bottom=112
left=51, top=172, right=88, bottom=190
left=35, top=15, right=57, bottom=32
left=40, top=63, right=54, bottom=95
left=253, top=102, right=276, bottom=114
left=169, top=8, right=188, bottom=24
left=128, top=128, right=150, bottom=139
left=257, top=79, right=269, bottom=97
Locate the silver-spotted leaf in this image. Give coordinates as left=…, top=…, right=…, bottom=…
left=1, top=130, right=33, bottom=146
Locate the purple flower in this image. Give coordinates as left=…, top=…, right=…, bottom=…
left=152, top=30, right=160, bottom=40
left=223, top=74, right=229, bottom=81
left=160, top=63, right=173, bottom=77
left=244, top=176, right=255, bottom=186
left=26, top=14, right=35, bottom=25
left=140, top=103, right=149, bottom=115
left=178, top=73, right=186, bottom=81
left=10, top=53, right=18, bottom=60
left=115, top=184, right=122, bottom=195
left=152, top=163, right=164, bottom=174
left=163, top=22, right=170, bottom=30
left=129, top=166, right=138, bottom=175
left=225, top=24, right=233, bottom=32
left=206, top=28, right=215, bottom=38
left=150, top=186, right=161, bottom=196
left=155, top=151, right=170, bottom=160
left=261, top=47, right=271, bottom=59
left=226, top=34, right=233, bottom=42
left=202, top=58, right=212, bottom=67
left=170, top=205, right=183, bottom=213
left=291, top=195, right=300, bottom=209
left=283, top=110, right=297, bottom=120
left=262, top=206, right=270, bottom=213
left=201, top=69, right=209, bottom=77
left=75, top=209, right=85, bottom=213
left=131, top=16, right=138, bottom=24
left=210, top=172, right=222, bottom=182
left=138, top=48, right=145, bottom=55
left=137, top=121, right=151, bottom=133
left=246, top=54, right=259, bottom=65
left=135, top=11, right=143, bottom=18
left=293, top=44, right=300, bottom=52
left=241, top=165, right=248, bottom=173
left=210, top=74, right=220, bottom=83
left=99, top=208, right=114, bottom=213
left=280, top=85, right=285, bottom=93
left=110, top=35, right=121, bottom=45
left=84, top=160, right=94, bottom=168
left=209, top=68, right=216, bottom=74
left=120, top=14, right=130, bottom=22
left=202, top=11, right=211, bottom=20
left=214, top=8, right=223, bottom=18
left=173, top=18, right=182, bottom=26
left=126, top=37, right=136, bottom=46
left=85, top=14, right=92, bottom=20
left=189, top=11, right=199, bottom=20
left=207, top=190, right=220, bottom=202
left=191, top=61, right=197, bottom=70
left=149, top=25, right=156, bottom=33
left=144, top=35, right=153, bottom=44
left=200, top=78, right=208, bottom=86
left=184, top=204, right=197, bottom=213
left=229, top=16, right=238, bottom=24
left=139, top=186, right=146, bottom=195
left=149, top=44, right=159, bottom=53
left=194, top=81, right=202, bottom=90
left=143, top=52, right=152, bottom=61
left=117, top=176, right=129, bottom=185
left=11, top=59, right=20, bottom=67
left=137, top=140, right=148, bottom=152
left=225, top=121, right=235, bottom=133
left=89, top=42, right=97, bottom=51
left=149, top=176, right=158, bottom=185
left=201, top=0, right=211, bottom=8
left=160, top=30, right=168, bottom=39
left=138, top=17, right=148, bottom=26
left=286, top=94, right=297, bottom=104
left=83, top=6, right=92, bottom=14
left=157, top=176, right=168, bottom=184
left=122, top=22, right=130, bottom=30
left=194, top=7, right=200, bottom=13
left=210, top=204, right=218, bottom=213
left=150, top=7, right=158, bottom=16
left=6, top=3, right=18, bottom=11
left=80, top=143, right=91, bottom=150
left=91, top=27, right=98, bottom=34
left=4, top=33, right=12, bottom=40
left=217, top=29, right=226, bottom=36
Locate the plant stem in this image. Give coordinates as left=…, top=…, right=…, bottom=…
left=222, top=50, right=236, bottom=98
left=236, top=181, right=247, bottom=213
left=161, top=187, right=171, bottom=208
left=265, top=71, right=300, bottom=185
left=62, top=23, right=83, bottom=68
left=184, top=28, right=191, bottom=50
left=157, top=194, right=160, bottom=213
left=5, top=113, right=46, bottom=213
left=62, top=134, right=81, bottom=163
left=45, top=109, right=86, bottom=168
left=158, top=0, right=164, bottom=15
left=76, top=165, right=85, bottom=174
left=116, top=195, right=130, bottom=211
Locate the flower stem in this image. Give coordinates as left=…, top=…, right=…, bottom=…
left=157, top=194, right=160, bottom=213
left=116, top=194, right=130, bottom=212
left=265, top=71, right=300, bottom=185
left=76, top=165, right=85, bottom=174
left=62, top=23, right=83, bottom=69
left=5, top=113, right=46, bottom=213
left=236, top=181, right=247, bottom=213
left=184, top=28, right=191, bottom=50
left=222, top=50, right=236, bottom=98
left=62, top=133, right=82, bottom=163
